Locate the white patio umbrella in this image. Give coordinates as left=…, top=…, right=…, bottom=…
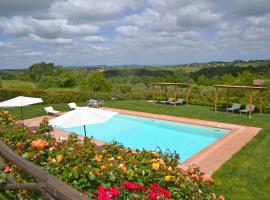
left=49, top=107, right=118, bottom=138
left=0, top=96, right=43, bottom=121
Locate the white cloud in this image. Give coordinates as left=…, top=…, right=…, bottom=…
left=116, top=25, right=139, bottom=37
left=0, top=16, right=99, bottom=39
left=50, top=0, right=141, bottom=21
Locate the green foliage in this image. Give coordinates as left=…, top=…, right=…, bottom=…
left=1, top=80, right=36, bottom=91
left=37, top=76, right=58, bottom=89
left=80, top=72, right=111, bottom=92
left=29, top=62, right=58, bottom=82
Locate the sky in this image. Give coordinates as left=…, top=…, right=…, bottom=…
left=0, top=0, right=270, bottom=69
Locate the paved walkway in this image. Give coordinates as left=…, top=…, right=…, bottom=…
left=24, top=108, right=261, bottom=175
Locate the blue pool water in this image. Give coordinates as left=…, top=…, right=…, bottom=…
left=63, top=114, right=228, bottom=162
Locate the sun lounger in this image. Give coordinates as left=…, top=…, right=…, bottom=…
left=44, top=106, right=60, bottom=115
left=226, top=103, right=241, bottom=113
left=239, top=104, right=255, bottom=115
left=87, top=99, right=103, bottom=108
left=169, top=98, right=185, bottom=105
left=68, top=102, right=78, bottom=110
left=160, top=98, right=174, bottom=104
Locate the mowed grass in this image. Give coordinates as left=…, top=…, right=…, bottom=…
left=3, top=100, right=270, bottom=199
left=1, top=80, right=37, bottom=91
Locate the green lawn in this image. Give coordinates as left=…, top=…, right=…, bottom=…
left=3, top=100, right=270, bottom=199
left=1, top=80, right=37, bottom=91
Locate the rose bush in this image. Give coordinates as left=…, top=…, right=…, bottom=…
left=0, top=110, right=224, bottom=199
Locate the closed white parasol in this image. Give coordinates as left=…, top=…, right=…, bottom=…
left=49, top=107, right=118, bottom=138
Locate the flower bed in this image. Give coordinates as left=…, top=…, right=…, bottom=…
left=0, top=110, right=224, bottom=199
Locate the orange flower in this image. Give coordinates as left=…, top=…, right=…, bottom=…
left=3, top=165, right=10, bottom=173
left=31, top=139, right=49, bottom=150
left=202, top=176, right=214, bottom=184
left=187, top=168, right=195, bottom=174
left=218, top=195, right=225, bottom=200
left=191, top=174, right=199, bottom=181
left=100, top=165, right=109, bottom=171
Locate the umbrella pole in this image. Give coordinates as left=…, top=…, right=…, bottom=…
left=83, top=125, right=87, bottom=139
left=20, top=107, right=24, bottom=122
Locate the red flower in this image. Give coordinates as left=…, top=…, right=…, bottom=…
left=148, top=183, right=171, bottom=199
left=149, top=191, right=158, bottom=199
left=124, top=181, right=147, bottom=192
left=97, top=185, right=119, bottom=200
left=150, top=182, right=159, bottom=190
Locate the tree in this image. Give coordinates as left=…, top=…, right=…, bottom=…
left=29, top=62, right=56, bottom=82
left=80, top=72, right=111, bottom=92
left=37, top=76, right=58, bottom=89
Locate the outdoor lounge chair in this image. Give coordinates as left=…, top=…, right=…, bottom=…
left=169, top=98, right=185, bottom=105
left=239, top=104, right=255, bottom=115
left=160, top=98, right=174, bottom=104
left=87, top=99, right=103, bottom=108
left=44, top=106, right=60, bottom=115
left=226, top=103, right=241, bottom=113
left=68, top=102, right=78, bottom=110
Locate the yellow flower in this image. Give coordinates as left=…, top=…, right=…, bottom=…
left=118, top=164, right=127, bottom=173
left=152, top=162, right=160, bottom=170
left=56, top=154, right=63, bottom=163
left=164, top=175, right=175, bottom=182
left=165, top=176, right=171, bottom=181
left=94, top=154, right=103, bottom=162
left=150, top=159, right=157, bottom=163
left=116, top=155, right=123, bottom=160
left=168, top=166, right=173, bottom=171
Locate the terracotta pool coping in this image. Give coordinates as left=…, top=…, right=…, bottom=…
left=101, top=107, right=261, bottom=175
left=24, top=108, right=261, bottom=175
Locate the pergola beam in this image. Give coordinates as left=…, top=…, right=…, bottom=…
left=152, top=82, right=191, bottom=105
left=213, top=84, right=267, bottom=115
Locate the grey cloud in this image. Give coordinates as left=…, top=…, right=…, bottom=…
left=0, top=0, right=56, bottom=17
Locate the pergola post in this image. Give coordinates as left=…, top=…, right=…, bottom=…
left=152, top=84, right=155, bottom=101
left=226, top=88, right=229, bottom=107
left=165, top=85, right=168, bottom=99
left=249, top=91, right=253, bottom=118
left=260, top=90, right=263, bottom=114
left=215, top=87, right=218, bottom=112
left=174, top=85, right=177, bottom=107
left=186, top=87, right=189, bottom=105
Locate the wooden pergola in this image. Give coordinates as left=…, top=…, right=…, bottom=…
left=152, top=82, right=191, bottom=106
left=213, top=85, right=267, bottom=117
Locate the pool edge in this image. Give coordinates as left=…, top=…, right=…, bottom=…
left=101, top=107, right=261, bottom=175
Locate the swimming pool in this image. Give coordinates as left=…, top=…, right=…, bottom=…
left=63, top=114, right=228, bottom=162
